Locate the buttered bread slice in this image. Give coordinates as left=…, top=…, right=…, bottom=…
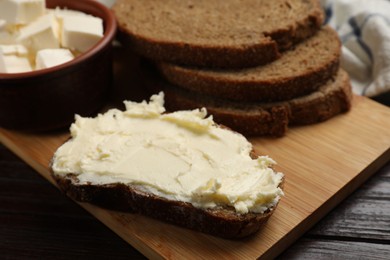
left=50, top=93, right=284, bottom=238
left=113, top=0, right=324, bottom=68
left=158, top=26, right=341, bottom=102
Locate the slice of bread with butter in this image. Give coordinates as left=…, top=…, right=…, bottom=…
left=50, top=93, right=284, bottom=238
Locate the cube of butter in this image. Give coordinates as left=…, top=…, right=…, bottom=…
left=0, top=19, right=17, bottom=45
left=0, top=30, right=17, bottom=45
left=35, top=48, right=74, bottom=70
left=60, top=15, right=103, bottom=52
left=0, top=44, right=32, bottom=73
left=0, top=0, right=45, bottom=25
left=17, top=13, right=60, bottom=55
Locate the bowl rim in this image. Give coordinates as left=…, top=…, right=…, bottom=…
left=0, top=0, right=117, bottom=81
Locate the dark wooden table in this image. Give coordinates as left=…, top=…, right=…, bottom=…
left=1, top=94, right=389, bottom=259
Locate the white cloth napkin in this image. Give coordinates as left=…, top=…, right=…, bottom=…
left=321, top=0, right=390, bottom=97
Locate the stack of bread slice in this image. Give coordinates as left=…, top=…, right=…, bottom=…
left=113, top=0, right=352, bottom=136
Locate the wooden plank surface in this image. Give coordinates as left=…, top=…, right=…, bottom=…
left=1, top=143, right=389, bottom=259
left=0, top=95, right=390, bottom=259
left=0, top=144, right=145, bottom=259
left=280, top=162, right=390, bottom=259
left=308, top=164, right=390, bottom=241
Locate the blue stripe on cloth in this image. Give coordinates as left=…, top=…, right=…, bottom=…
left=324, top=4, right=333, bottom=25
left=340, top=31, right=355, bottom=43
left=348, top=13, right=390, bottom=95
left=348, top=17, right=373, bottom=95
left=347, top=13, right=390, bottom=62
left=360, top=13, right=390, bottom=28
left=348, top=16, right=373, bottom=60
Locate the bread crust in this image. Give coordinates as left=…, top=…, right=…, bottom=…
left=144, top=67, right=352, bottom=136
left=51, top=162, right=284, bottom=239
left=289, top=71, right=353, bottom=124
left=113, top=0, right=324, bottom=68
left=158, top=27, right=341, bottom=102
left=164, top=90, right=290, bottom=137
left=116, top=30, right=280, bottom=69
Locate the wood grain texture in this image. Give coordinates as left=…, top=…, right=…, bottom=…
left=0, top=144, right=145, bottom=259
left=280, top=238, right=390, bottom=259
left=280, top=162, right=390, bottom=259
left=1, top=143, right=389, bottom=259
left=309, top=162, right=390, bottom=241
left=0, top=95, right=389, bottom=259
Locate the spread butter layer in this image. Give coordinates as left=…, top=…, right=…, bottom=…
left=52, top=93, right=284, bottom=214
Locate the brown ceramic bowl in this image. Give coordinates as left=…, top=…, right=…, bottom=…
left=0, top=0, right=117, bottom=131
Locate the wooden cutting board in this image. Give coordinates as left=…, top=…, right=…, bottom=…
left=1, top=95, right=390, bottom=259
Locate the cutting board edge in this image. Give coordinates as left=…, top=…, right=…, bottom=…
left=261, top=146, right=390, bottom=259
left=1, top=129, right=389, bottom=259
left=0, top=132, right=49, bottom=180
left=0, top=132, right=166, bottom=259
left=1, top=94, right=390, bottom=259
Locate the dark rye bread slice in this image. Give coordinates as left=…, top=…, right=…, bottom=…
left=146, top=69, right=352, bottom=136
left=51, top=168, right=284, bottom=239
left=158, top=26, right=341, bottom=102
left=112, top=0, right=324, bottom=68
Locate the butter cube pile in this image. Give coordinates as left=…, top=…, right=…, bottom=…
left=0, top=0, right=104, bottom=73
